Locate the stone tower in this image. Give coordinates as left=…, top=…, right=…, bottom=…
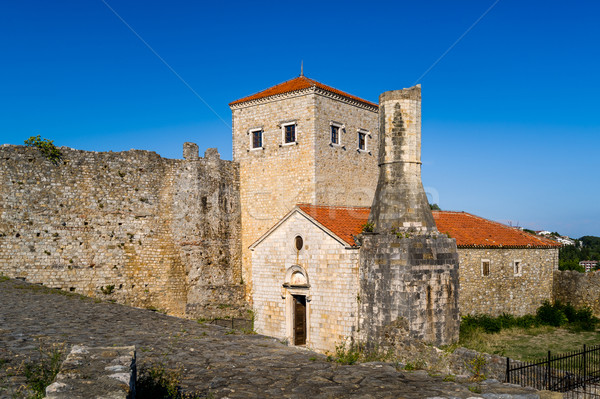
left=230, top=76, right=379, bottom=299
left=358, top=86, right=460, bottom=346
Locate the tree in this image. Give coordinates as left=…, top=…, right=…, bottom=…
left=24, top=135, right=62, bottom=165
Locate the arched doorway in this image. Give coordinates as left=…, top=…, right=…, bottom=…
left=283, top=265, right=310, bottom=346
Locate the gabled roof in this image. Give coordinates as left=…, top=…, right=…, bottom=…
left=297, top=204, right=370, bottom=247
left=250, top=205, right=561, bottom=249
left=229, top=76, right=378, bottom=108
left=432, top=211, right=561, bottom=248
left=248, top=204, right=370, bottom=250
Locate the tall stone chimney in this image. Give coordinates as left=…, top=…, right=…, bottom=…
left=358, top=86, right=460, bottom=347
left=369, top=85, right=436, bottom=232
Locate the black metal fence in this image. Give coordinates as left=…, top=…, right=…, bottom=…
left=506, top=344, right=600, bottom=396
left=210, top=318, right=253, bottom=331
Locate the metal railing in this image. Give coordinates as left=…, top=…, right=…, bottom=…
left=506, top=344, right=600, bottom=396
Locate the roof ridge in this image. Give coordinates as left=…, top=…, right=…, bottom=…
left=298, top=203, right=370, bottom=210
left=229, top=75, right=378, bottom=107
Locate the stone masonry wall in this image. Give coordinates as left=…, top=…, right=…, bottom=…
left=358, top=234, right=460, bottom=347
left=232, top=93, right=317, bottom=300
left=553, top=270, right=600, bottom=316
left=458, top=247, right=558, bottom=316
left=313, top=94, right=379, bottom=207
left=0, top=144, right=244, bottom=318
left=251, top=211, right=360, bottom=353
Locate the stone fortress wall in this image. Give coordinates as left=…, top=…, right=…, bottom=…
left=0, top=143, right=245, bottom=318
left=554, top=269, right=600, bottom=317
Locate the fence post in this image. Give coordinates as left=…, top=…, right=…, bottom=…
left=546, top=350, right=551, bottom=391
left=583, top=344, right=587, bottom=390
left=506, top=357, right=510, bottom=384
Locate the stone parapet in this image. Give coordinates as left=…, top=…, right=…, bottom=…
left=45, top=345, right=135, bottom=399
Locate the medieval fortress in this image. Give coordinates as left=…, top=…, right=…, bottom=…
left=1, top=75, right=587, bottom=352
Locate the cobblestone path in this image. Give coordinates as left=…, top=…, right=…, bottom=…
left=0, top=278, right=541, bottom=398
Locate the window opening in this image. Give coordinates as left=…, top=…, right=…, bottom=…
left=284, top=124, right=296, bottom=144
left=482, top=260, right=490, bottom=276
left=295, top=235, right=303, bottom=251
left=251, top=130, right=263, bottom=149
left=358, top=132, right=366, bottom=151
left=331, top=125, right=339, bottom=145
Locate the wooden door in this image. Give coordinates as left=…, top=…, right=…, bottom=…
left=293, top=295, right=306, bottom=345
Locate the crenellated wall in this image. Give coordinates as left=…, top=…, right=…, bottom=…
left=0, top=143, right=244, bottom=318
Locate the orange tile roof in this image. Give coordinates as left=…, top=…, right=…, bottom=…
left=432, top=211, right=561, bottom=248
left=298, top=204, right=371, bottom=247
left=296, top=205, right=560, bottom=249
left=229, top=76, right=378, bottom=107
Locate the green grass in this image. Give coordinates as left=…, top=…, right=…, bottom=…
left=459, top=325, right=600, bottom=361
left=21, top=342, right=65, bottom=399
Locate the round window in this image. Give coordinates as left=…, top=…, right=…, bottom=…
left=295, top=235, right=303, bottom=251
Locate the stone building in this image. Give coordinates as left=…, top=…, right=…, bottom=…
left=433, top=211, right=560, bottom=316
left=250, top=206, right=559, bottom=352
left=230, top=75, right=379, bottom=299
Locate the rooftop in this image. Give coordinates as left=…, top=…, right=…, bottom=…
left=229, top=76, right=378, bottom=108
left=296, top=205, right=560, bottom=248
left=432, top=211, right=561, bottom=248
left=298, top=204, right=371, bottom=247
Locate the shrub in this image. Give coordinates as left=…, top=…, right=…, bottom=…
left=24, top=135, right=62, bottom=165
left=329, top=341, right=391, bottom=365
left=362, top=222, right=374, bottom=233
left=536, top=301, right=568, bottom=327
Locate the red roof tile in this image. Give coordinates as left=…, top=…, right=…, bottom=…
left=229, top=76, right=378, bottom=107
left=432, top=211, right=561, bottom=248
left=298, top=204, right=371, bottom=247
left=296, top=205, right=560, bottom=249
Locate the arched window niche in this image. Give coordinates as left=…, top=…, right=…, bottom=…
left=283, top=265, right=310, bottom=288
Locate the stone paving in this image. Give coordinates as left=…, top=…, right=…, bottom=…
left=0, top=278, right=545, bottom=398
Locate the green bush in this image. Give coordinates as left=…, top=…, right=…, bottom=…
left=536, top=301, right=568, bottom=327
left=24, top=135, right=62, bottom=165
left=460, top=302, right=597, bottom=338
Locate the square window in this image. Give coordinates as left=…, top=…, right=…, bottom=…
left=251, top=130, right=263, bottom=149
left=358, top=132, right=366, bottom=151
left=482, top=260, right=490, bottom=276
left=331, top=125, right=339, bottom=145
left=284, top=124, right=296, bottom=144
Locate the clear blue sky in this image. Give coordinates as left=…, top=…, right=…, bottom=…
left=1, top=1, right=598, bottom=238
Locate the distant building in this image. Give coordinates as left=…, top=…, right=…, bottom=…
left=580, top=260, right=598, bottom=273
left=556, top=236, right=576, bottom=246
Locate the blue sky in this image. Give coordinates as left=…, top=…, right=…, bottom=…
left=1, top=1, right=598, bottom=238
